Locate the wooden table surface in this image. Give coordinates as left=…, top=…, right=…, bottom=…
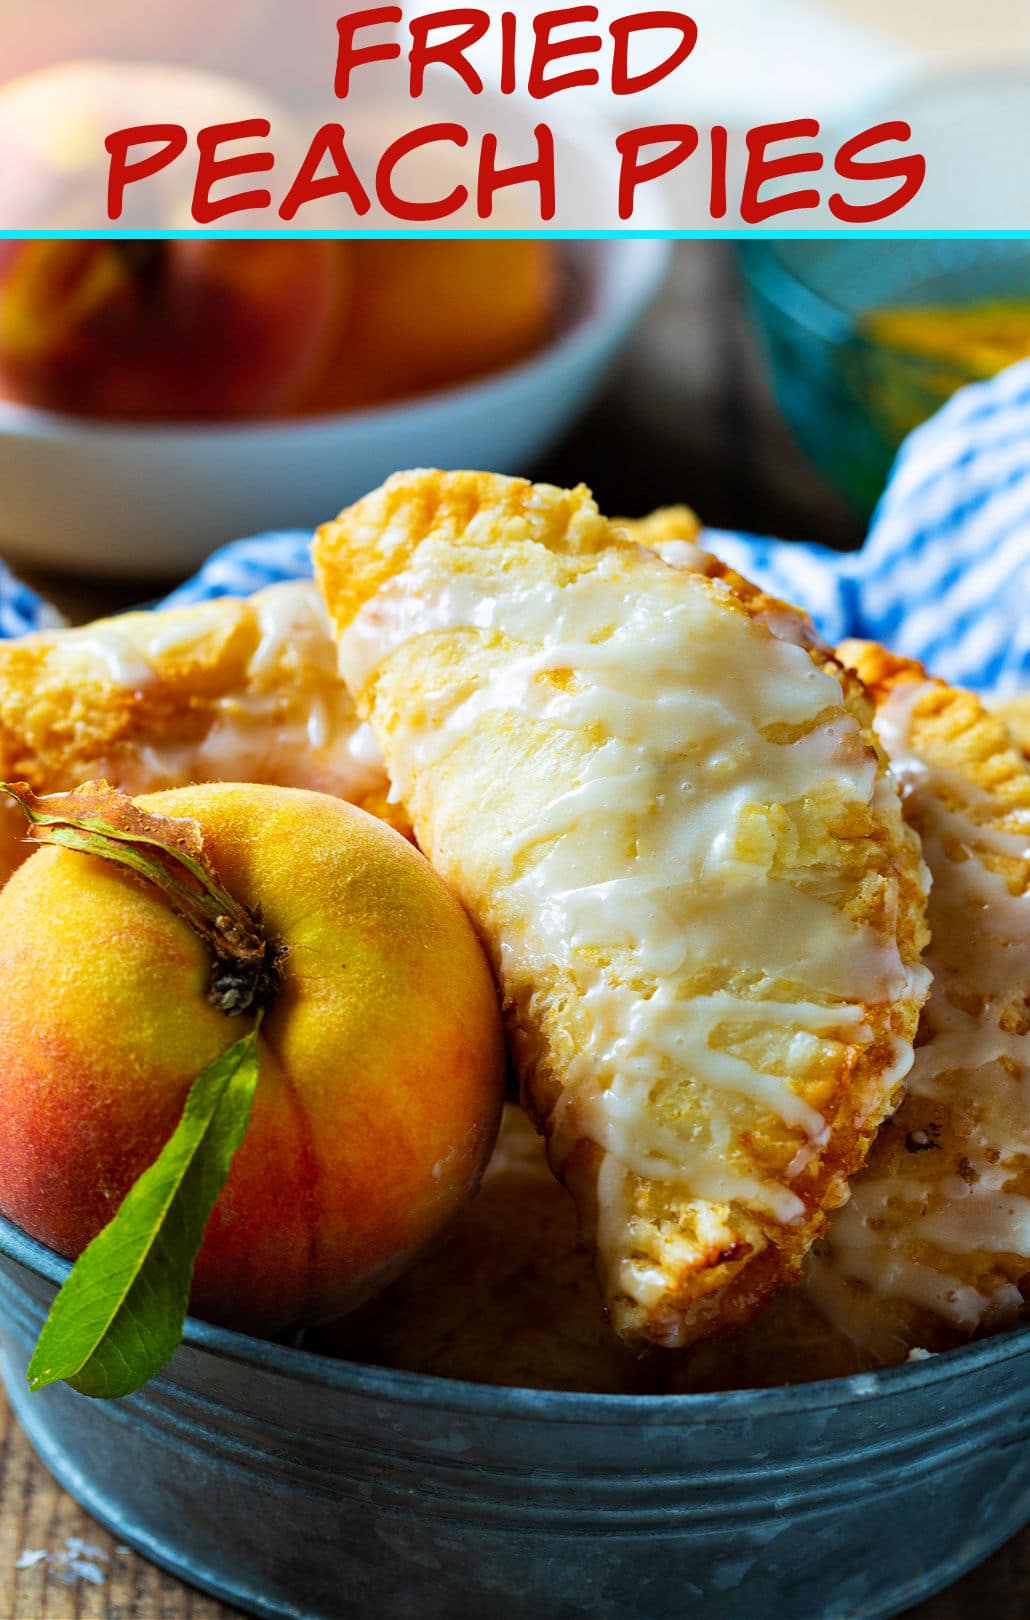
left=2, top=242, right=1028, bottom=1620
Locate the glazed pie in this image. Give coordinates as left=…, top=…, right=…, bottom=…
left=0, top=580, right=402, bottom=889
left=803, top=643, right=1030, bottom=1360
left=315, top=469, right=930, bottom=1348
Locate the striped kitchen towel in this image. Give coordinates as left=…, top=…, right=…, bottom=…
left=3, top=357, right=1030, bottom=691
left=0, top=563, right=61, bottom=640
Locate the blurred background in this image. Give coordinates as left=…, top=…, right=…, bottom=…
left=2, top=236, right=1030, bottom=621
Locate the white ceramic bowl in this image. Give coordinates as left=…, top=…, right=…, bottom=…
left=0, top=239, right=670, bottom=581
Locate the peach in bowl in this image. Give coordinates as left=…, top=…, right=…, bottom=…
left=0, top=235, right=670, bottom=580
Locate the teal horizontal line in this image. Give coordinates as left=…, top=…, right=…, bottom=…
left=0, top=228, right=1029, bottom=240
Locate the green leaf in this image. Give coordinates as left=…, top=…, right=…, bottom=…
left=27, top=1025, right=262, bottom=1401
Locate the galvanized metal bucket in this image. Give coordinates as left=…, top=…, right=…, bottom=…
left=2, top=1209, right=1029, bottom=1620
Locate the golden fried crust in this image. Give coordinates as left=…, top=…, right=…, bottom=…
left=991, top=693, right=1030, bottom=760
left=841, top=640, right=1030, bottom=825
left=315, top=470, right=612, bottom=630
left=614, top=505, right=703, bottom=550
left=809, top=642, right=1030, bottom=1360
left=618, top=506, right=825, bottom=649
left=316, top=470, right=930, bottom=1350
left=1, top=596, right=251, bottom=767
left=0, top=582, right=400, bottom=889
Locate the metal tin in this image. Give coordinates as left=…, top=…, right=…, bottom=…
left=3, top=1209, right=1030, bottom=1620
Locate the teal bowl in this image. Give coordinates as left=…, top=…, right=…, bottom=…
left=737, top=240, right=1030, bottom=516
left=3, top=1209, right=1030, bottom=1619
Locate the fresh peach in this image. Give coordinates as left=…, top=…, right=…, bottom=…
left=299, top=240, right=559, bottom=411
left=0, top=239, right=353, bottom=419
left=0, top=782, right=505, bottom=1334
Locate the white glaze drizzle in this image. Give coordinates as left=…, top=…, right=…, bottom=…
left=78, top=583, right=387, bottom=804
left=649, top=537, right=711, bottom=573
left=649, top=538, right=815, bottom=648
left=809, top=679, right=1030, bottom=1344
left=340, top=549, right=922, bottom=1302
left=64, top=626, right=157, bottom=690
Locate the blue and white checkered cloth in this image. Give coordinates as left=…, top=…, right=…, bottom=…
left=3, top=359, right=1030, bottom=692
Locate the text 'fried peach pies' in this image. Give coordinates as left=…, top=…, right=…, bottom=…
left=806, top=644, right=1030, bottom=1362
left=314, top=470, right=930, bottom=1348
